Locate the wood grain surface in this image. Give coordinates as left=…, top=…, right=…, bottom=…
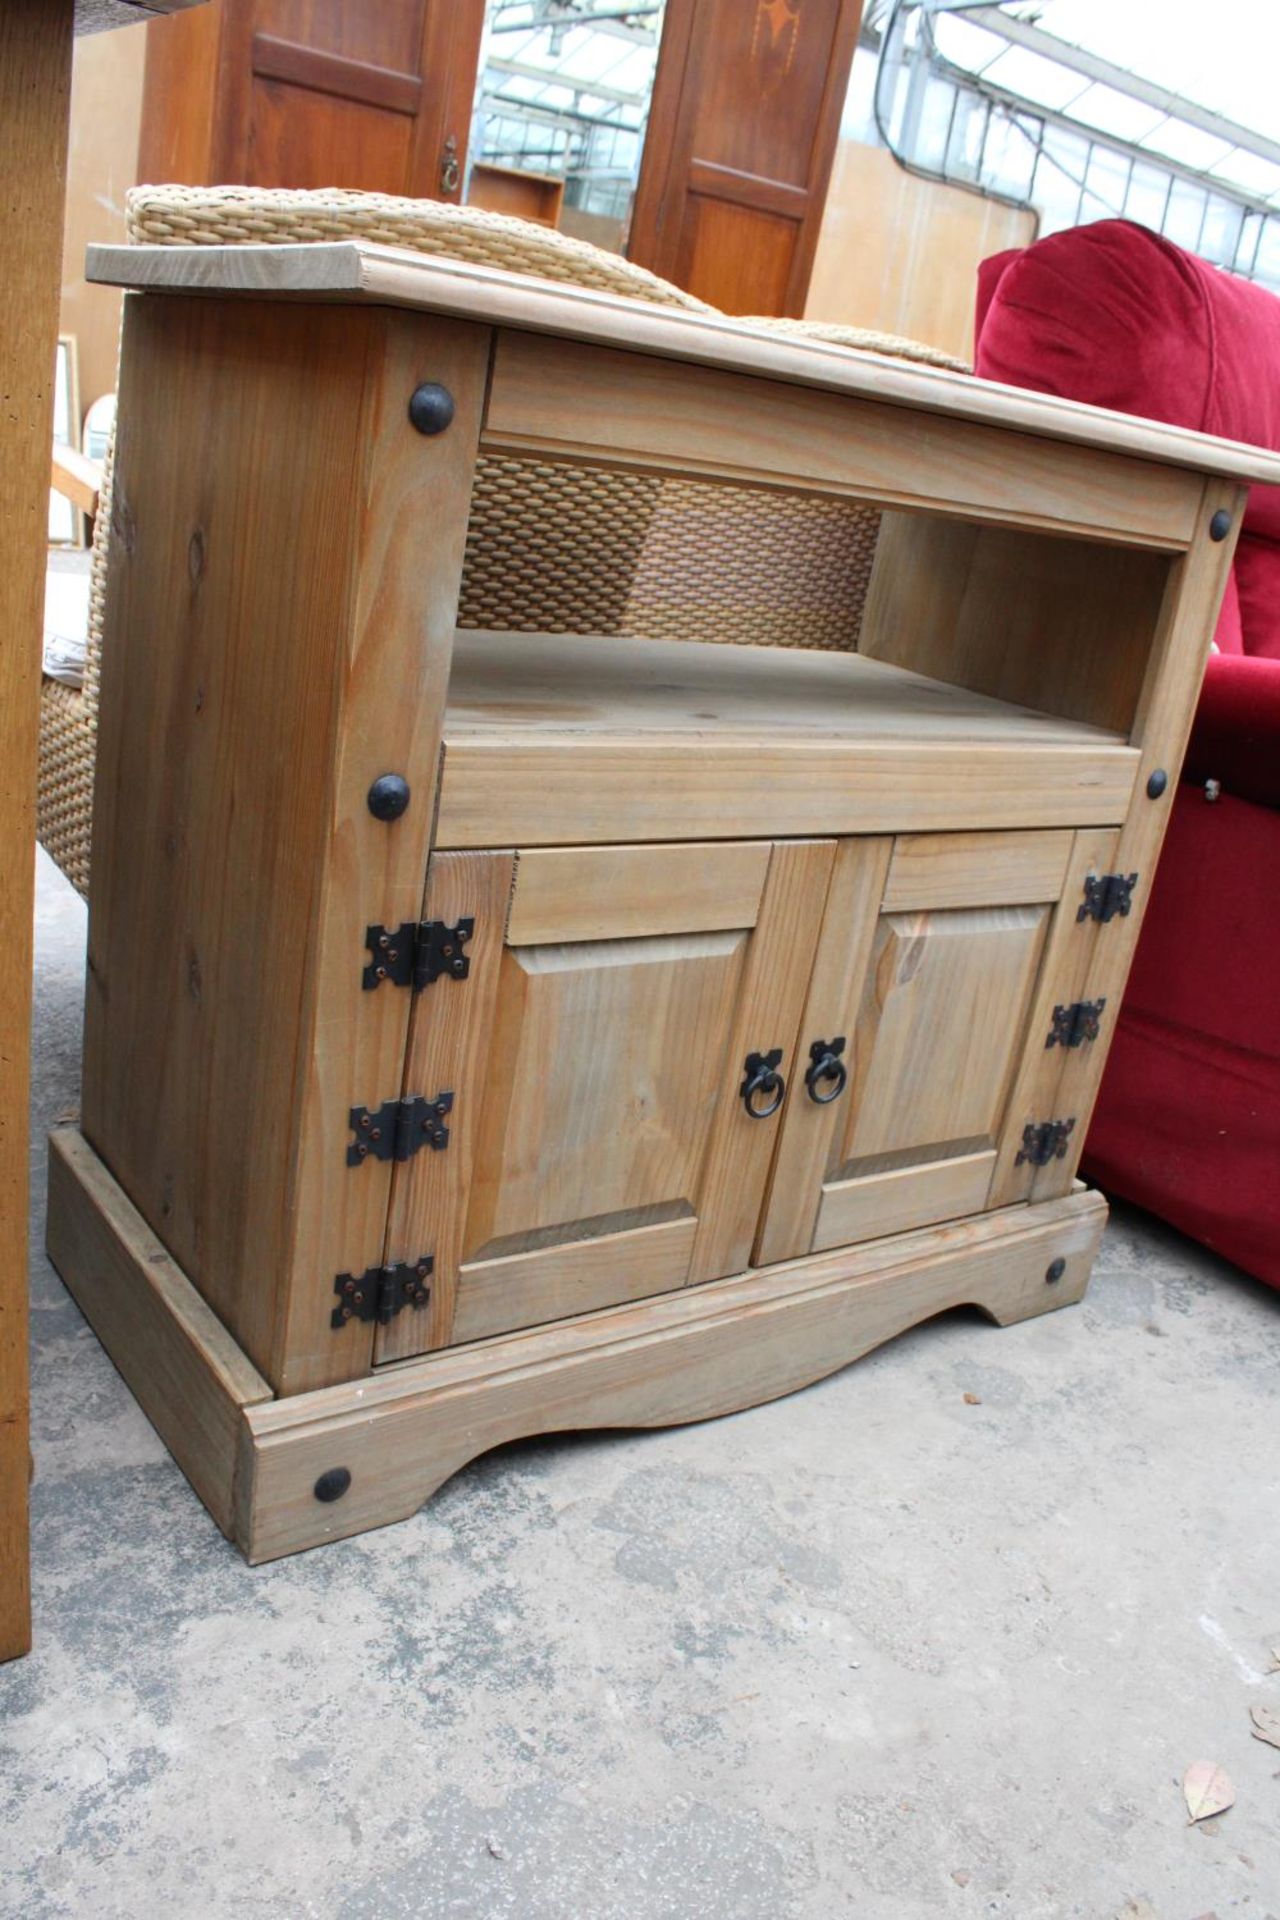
left=240, top=1187, right=1108, bottom=1561
left=0, top=0, right=75, bottom=1665
left=84, top=240, right=1280, bottom=488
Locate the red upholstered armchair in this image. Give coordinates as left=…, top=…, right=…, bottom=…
left=975, top=219, right=1280, bottom=1291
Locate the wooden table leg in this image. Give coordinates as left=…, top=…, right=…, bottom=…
left=0, top=0, right=75, bottom=1665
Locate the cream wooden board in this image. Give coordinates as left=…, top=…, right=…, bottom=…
left=436, top=739, right=1138, bottom=848
left=86, top=241, right=1280, bottom=489
left=813, top=1149, right=997, bottom=1251
left=882, top=829, right=1072, bottom=911
left=483, top=334, right=1197, bottom=550
left=437, top=630, right=1138, bottom=844
left=452, top=1215, right=698, bottom=1346
left=444, top=630, right=1128, bottom=745
left=506, top=842, right=771, bottom=945
left=46, top=1131, right=272, bottom=1536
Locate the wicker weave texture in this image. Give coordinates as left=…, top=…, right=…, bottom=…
left=127, top=184, right=714, bottom=311
left=459, top=458, right=881, bottom=651
left=37, top=680, right=95, bottom=897
left=625, top=479, right=881, bottom=650
left=741, top=314, right=968, bottom=374
left=39, top=436, right=114, bottom=898
left=458, top=459, right=664, bottom=635
left=125, top=187, right=906, bottom=654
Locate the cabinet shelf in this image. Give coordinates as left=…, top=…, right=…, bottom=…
left=437, top=629, right=1138, bottom=847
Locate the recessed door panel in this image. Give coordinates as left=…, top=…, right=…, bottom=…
left=465, top=930, right=748, bottom=1257
left=839, top=905, right=1048, bottom=1167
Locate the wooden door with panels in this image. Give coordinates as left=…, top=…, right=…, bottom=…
left=373, top=838, right=834, bottom=1361
left=629, top=0, right=864, bottom=314
left=757, top=826, right=1123, bottom=1265
left=139, top=0, right=486, bottom=199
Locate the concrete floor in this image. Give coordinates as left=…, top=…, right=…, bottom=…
left=3, top=848, right=1278, bottom=1920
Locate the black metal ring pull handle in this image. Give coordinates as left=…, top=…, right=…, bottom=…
left=804, top=1035, right=848, bottom=1105
left=740, top=1048, right=786, bottom=1120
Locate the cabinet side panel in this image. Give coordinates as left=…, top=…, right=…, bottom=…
left=83, top=295, right=375, bottom=1382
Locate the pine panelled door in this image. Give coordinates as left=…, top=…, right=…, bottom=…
left=44, top=237, right=1276, bottom=1560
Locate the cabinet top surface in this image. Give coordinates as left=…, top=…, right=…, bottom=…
left=88, top=238, right=1280, bottom=488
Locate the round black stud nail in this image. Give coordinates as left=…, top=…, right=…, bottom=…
left=314, top=1467, right=352, bottom=1504
left=1045, top=1258, right=1066, bottom=1285
left=1209, top=508, right=1232, bottom=542
left=408, top=382, right=456, bottom=436
left=1146, top=768, right=1169, bottom=799
left=367, top=773, right=410, bottom=821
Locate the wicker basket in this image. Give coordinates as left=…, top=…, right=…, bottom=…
left=40, top=184, right=968, bottom=897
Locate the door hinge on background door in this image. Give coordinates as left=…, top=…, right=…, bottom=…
left=332, top=1257, right=433, bottom=1329
left=1046, top=999, right=1107, bottom=1049
left=347, top=1092, right=453, bottom=1165
left=362, top=918, right=474, bottom=991
left=1015, top=1118, right=1076, bottom=1167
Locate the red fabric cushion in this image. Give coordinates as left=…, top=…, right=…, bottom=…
left=1183, top=653, right=1280, bottom=808
left=1213, top=566, right=1244, bottom=656
left=1233, top=533, right=1280, bottom=659
left=975, top=220, right=1280, bottom=657
left=1082, top=786, right=1280, bottom=1289
left=978, top=222, right=1280, bottom=1291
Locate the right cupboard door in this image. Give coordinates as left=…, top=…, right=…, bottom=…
left=757, top=826, right=1121, bottom=1265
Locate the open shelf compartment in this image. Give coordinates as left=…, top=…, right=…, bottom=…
left=437, top=627, right=1140, bottom=846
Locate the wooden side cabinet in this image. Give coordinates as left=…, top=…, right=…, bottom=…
left=46, top=238, right=1274, bottom=1562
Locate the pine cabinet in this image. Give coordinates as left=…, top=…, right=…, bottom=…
left=47, top=238, right=1270, bottom=1561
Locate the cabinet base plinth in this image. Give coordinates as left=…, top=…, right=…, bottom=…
left=47, top=1128, right=1105, bottom=1564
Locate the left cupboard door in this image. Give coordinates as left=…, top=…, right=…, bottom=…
left=374, top=839, right=835, bottom=1361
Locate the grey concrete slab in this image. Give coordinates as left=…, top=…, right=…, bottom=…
left=3, top=848, right=1278, bottom=1920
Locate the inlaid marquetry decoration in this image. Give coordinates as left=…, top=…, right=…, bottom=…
left=752, top=0, right=804, bottom=88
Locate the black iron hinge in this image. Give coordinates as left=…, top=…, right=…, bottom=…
left=362, top=918, right=474, bottom=992
left=331, top=1256, right=433, bottom=1329
left=1015, top=1117, right=1076, bottom=1168
left=1077, top=872, right=1138, bottom=924
left=1046, top=998, right=1107, bottom=1050
left=347, top=1091, right=453, bottom=1166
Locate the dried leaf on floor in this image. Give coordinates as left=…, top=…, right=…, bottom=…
left=1182, top=1761, right=1234, bottom=1823
left=1249, top=1704, right=1280, bottom=1750
left=1266, top=1645, right=1280, bottom=1674
left=963, top=1392, right=982, bottom=1405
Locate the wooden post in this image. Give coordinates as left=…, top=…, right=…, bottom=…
left=0, top=0, right=75, bottom=1665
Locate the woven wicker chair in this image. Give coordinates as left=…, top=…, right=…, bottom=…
left=38, top=184, right=966, bottom=897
